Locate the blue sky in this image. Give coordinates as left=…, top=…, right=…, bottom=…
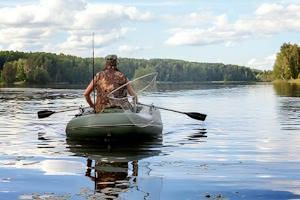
left=1, top=0, right=300, bottom=70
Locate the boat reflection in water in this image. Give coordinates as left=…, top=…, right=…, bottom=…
left=66, top=136, right=162, bottom=199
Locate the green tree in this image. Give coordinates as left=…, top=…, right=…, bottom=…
left=2, top=62, right=17, bottom=84
left=273, top=43, right=300, bottom=80
left=0, top=70, right=3, bottom=83
left=15, top=59, right=28, bottom=81
left=30, top=67, right=50, bottom=84
left=0, top=51, right=27, bottom=70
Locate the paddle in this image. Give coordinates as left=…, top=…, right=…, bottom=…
left=37, top=108, right=81, bottom=119
left=138, top=102, right=207, bottom=121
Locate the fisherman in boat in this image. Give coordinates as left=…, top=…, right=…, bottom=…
left=84, top=55, right=136, bottom=113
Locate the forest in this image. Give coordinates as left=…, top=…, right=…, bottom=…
left=0, top=51, right=257, bottom=85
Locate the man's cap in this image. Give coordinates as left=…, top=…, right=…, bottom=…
left=105, top=55, right=117, bottom=61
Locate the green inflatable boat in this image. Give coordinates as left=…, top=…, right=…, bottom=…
left=66, top=106, right=163, bottom=140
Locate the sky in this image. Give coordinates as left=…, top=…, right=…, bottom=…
left=1, top=0, right=300, bottom=70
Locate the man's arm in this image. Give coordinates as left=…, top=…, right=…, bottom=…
left=127, top=83, right=137, bottom=97
left=126, top=79, right=138, bottom=103
left=126, top=77, right=136, bottom=97
left=84, top=80, right=95, bottom=108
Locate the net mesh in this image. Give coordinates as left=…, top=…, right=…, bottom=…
left=107, top=73, right=158, bottom=127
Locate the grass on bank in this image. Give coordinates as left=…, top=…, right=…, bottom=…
left=288, top=79, right=300, bottom=84
left=273, top=79, right=300, bottom=84
left=0, top=81, right=26, bottom=87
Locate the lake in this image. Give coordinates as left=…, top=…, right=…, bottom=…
left=0, top=82, right=300, bottom=200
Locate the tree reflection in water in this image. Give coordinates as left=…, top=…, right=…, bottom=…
left=273, top=82, right=300, bottom=131
left=273, top=82, right=300, bottom=97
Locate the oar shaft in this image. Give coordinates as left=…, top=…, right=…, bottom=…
left=55, top=108, right=79, bottom=113
left=50, top=106, right=89, bottom=114
left=138, top=103, right=185, bottom=114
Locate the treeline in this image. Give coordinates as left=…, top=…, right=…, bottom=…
left=252, top=69, right=273, bottom=82
left=0, top=51, right=98, bottom=84
left=273, top=43, right=300, bottom=80
left=0, top=51, right=257, bottom=85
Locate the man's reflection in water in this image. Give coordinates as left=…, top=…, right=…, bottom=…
left=85, top=158, right=138, bottom=197
left=66, top=137, right=162, bottom=198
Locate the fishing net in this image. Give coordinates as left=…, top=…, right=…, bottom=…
left=107, top=72, right=159, bottom=128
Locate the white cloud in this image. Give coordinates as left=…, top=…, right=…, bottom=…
left=73, top=4, right=152, bottom=31
left=165, top=12, right=241, bottom=46
left=118, top=44, right=144, bottom=55
left=58, top=4, right=151, bottom=54
left=164, top=10, right=216, bottom=28
left=247, top=54, right=276, bottom=70
left=0, top=27, right=55, bottom=51
left=166, top=3, right=300, bottom=46
left=41, top=43, right=60, bottom=53
left=255, top=3, right=284, bottom=16
left=0, top=0, right=85, bottom=51
left=0, top=0, right=152, bottom=54
left=225, top=41, right=235, bottom=47
left=60, top=28, right=129, bottom=51
left=127, top=1, right=186, bottom=7
left=0, top=0, right=86, bottom=28
left=8, top=42, right=27, bottom=51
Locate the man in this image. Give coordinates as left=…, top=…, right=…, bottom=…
left=84, top=55, right=136, bottom=113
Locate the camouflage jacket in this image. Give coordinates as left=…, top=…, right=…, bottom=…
left=94, top=67, right=128, bottom=113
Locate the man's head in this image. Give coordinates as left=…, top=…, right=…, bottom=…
left=105, top=55, right=117, bottom=67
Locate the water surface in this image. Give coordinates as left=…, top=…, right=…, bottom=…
left=0, top=82, right=300, bottom=199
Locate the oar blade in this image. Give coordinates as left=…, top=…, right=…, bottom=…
left=185, top=112, right=207, bottom=121
left=38, top=110, right=55, bottom=119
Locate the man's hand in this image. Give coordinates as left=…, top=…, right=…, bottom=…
left=133, top=95, right=138, bottom=104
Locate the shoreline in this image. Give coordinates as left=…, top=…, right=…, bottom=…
left=273, top=79, right=300, bottom=84
left=0, top=80, right=267, bottom=89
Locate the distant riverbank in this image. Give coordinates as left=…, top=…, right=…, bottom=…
left=0, top=80, right=265, bottom=89
left=0, top=51, right=257, bottom=86
left=0, top=81, right=87, bottom=89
